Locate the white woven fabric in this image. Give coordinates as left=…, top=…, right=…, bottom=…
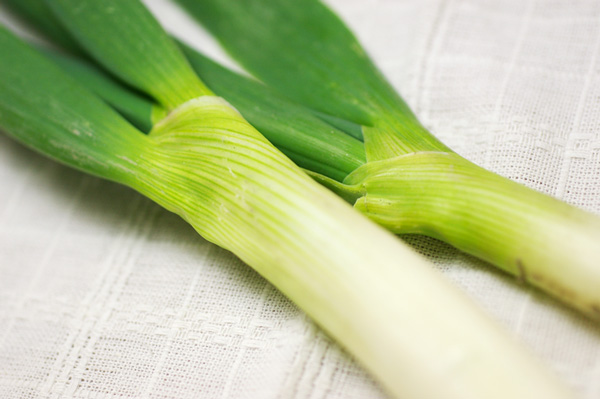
left=1, top=0, right=600, bottom=398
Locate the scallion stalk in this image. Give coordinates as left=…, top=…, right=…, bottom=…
left=8, top=0, right=600, bottom=319
left=0, top=1, right=576, bottom=397
left=174, top=0, right=600, bottom=320
left=2, top=0, right=366, bottom=181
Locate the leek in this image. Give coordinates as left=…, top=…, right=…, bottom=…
left=0, top=1, right=575, bottom=398
left=173, top=0, right=600, bottom=320
left=7, top=0, right=599, bottom=319
left=2, top=0, right=365, bottom=182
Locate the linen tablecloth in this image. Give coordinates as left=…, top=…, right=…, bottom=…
left=1, top=0, right=599, bottom=397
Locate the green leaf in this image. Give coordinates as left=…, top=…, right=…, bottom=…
left=181, top=44, right=365, bottom=180
left=5, top=0, right=366, bottom=180
left=40, top=48, right=161, bottom=133
left=175, top=0, right=381, bottom=125
left=0, top=25, right=146, bottom=184
left=45, top=0, right=212, bottom=109
left=175, top=0, right=450, bottom=158
left=2, top=0, right=83, bottom=55
left=309, top=110, right=363, bottom=142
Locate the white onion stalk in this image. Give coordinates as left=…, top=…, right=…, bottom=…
left=130, top=97, right=574, bottom=399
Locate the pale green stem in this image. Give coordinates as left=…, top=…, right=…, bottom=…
left=128, top=97, right=573, bottom=399
left=346, top=152, right=600, bottom=319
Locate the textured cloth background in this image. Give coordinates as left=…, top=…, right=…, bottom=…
left=1, top=0, right=600, bottom=398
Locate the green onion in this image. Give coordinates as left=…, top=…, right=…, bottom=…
left=0, top=1, right=576, bottom=397
left=175, top=0, right=600, bottom=320
left=173, top=0, right=450, bottom=158
left=179, top=43, right=366, bottom=181
left=2, top=0, right=365, bottom=181
left=40, top=49, right=164, bottom=133
left=8, top=0, right=600, bottom=320
left=1, top=0, right=85, bottom=55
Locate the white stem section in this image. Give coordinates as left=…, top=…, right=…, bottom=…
left=132, top=97, right=573, bottom=399
left=348, top=152, right=600, bottom=319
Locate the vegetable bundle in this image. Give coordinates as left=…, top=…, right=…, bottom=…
left=0, top=0, right=594, bottom=398
left=175, top=0, right=600, bottom=320
left=8, top=0, right=600, bottom=320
